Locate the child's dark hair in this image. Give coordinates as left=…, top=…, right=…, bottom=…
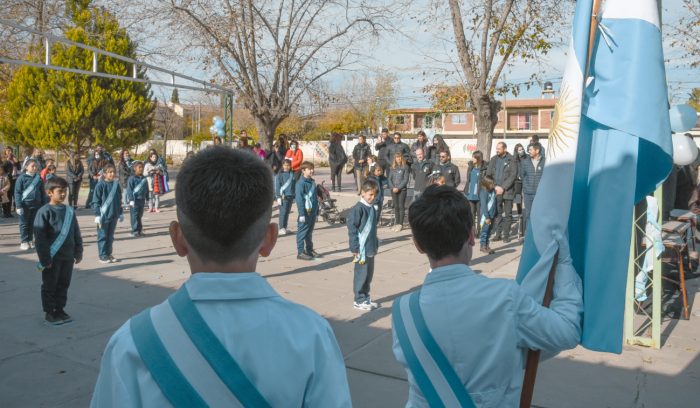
left=481, top=175, right=495, bottom=190
left=373, top=163, right=383, bottom=172
left=47, top=164, right=56, bottom=172
left=283, top=159, right=292, bottom=166
left=45, top=176, right=68, bottom=191
left=176, top=147, right=273, bottom=263
left=103, top=163, right=116, bottom=172
left=301, top=161, right=314, bottom=171
left=409, top=185, right=473, bottom=260
left=361, top=179, right=379, bottom=193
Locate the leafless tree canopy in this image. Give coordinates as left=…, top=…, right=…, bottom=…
left=138, top=0, right=400, bottom=147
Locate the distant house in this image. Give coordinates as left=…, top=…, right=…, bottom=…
left=386, top=98, right=558, bottom=139
left=152, top=101, right=221, bottom=140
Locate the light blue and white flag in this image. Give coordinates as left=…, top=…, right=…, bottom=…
left=517, top=0, right=672, bottom=353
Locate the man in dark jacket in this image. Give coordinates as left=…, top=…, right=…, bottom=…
left=328, top=133, right=347, bottom=192
left=374, top=129, right=392, bottom=173
left=411, top=148, right=433, bottom=200
left=352, top=135, right=372, bottom=194
left=486, top=142, right=518, bottom=242
left=387, top=132, right=412, bottom=165
left=437, top=150, right=460, bottom=188
left=520, top=143, right=545, bottom=236
left=411, top=131, right=429, bottom=163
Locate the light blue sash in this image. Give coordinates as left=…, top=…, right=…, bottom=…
left=304, top=181, right=316, bottom=212
left=21, top=174, right=41, bottom=202
left=133, top=178, right=147, bottom=196
left=280, top=174, right=293, bottom=196
left=99, top=182, right=119, bottom=222
left=354, top=207, right=375, bottom=264
left=36, top=206, right=74, bottom=269
left=393, top=291, right=476, bottom=408
left=131, top=287, right=272, bottom=408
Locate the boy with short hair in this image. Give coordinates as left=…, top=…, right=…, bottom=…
left=45, top=164, right=57, bottom=181
left=14, top=159, right=48, bottom=250
left=275, top=159, right=295, bottom=236
left=33, top=177, right=83, bottom=325
left=392, top=185, right=582, bottom=407
left=126, top=160, right=147, bottom=237
left=92, top=163, right=123, bottom=263
left=348, top=179, right=380, bottom=311
left=296, top=161, right=320, bottom=260
left=91, top=147, right=351, bottom=407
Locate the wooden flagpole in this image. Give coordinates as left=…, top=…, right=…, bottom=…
left=519, top=0, right=602, bottom=406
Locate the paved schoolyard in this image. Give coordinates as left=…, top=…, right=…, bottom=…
left=1, top=167, right=699, bottom=407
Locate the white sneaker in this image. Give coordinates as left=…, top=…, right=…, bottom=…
left=20, top=242, right=30, bottom=250
left=353, top=301, right=372, bottom=311
left=364, top=299, right=379, bottom=309
left=279, top=228, right=287, bottom=236
left=29, top=241, right=35, bottom=248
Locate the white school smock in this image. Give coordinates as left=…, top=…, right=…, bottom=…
left=392, top=263, right=583, bottom=408
left=91, top=272, right=352, bottom=407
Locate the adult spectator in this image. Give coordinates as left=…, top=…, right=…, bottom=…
left=65, top=153, right=84, bottom=209
left=3, top=147, right=20, bottom=211
left=464, top=150, right=487, bottom=234
left=411, top=130, right=429, bottom=162
left=119, top=150, right=134, bottom=207
left=521, top=142, right=545, bottom=236
left=387, top=132, right=412, bottom=166
left=328, top=133, right=348, bottom=192
left=352, top=134, right=371, bottom=194
left=285, top=140, right=303, bottom=179
left=374, top=128, right=393, bottom=173
left=430, top=134, right=450, bottom=164
left=411, top=148, right=433, bottom=201
left=213, top=136, right=222, bottom=146
left=513, top=143, right=526, bottom=233
left=253, top=143, right=266, bottom=160
left=277, top=135, right=289, bottom=158
left=486, top=142, right=518, bottom=243
left=23, top=148, right=45, bottom=171
left=529, top=134, right=545, bottom=158
left=266, top=140, right=284, bottom=174
left=86, top=149, right=107, bottom=208
left=436, top=149, right=460, bottom=188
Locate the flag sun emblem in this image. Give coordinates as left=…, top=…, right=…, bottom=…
left=548, top=83, right=579, bottom=158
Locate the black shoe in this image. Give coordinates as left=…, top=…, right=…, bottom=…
left=306, top=250, right=321, bottom=258
left=297, top=253, right=314, bottom=261
left=56, top=309, right=73, bottom=323
left=503, top=237, right=512, bottom=243
left=492, top=236, right=503, bottom=242
left=45, top=312, right=64, bottom=326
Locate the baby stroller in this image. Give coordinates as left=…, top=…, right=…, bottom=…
left=317, top=181, right=346, bottom=225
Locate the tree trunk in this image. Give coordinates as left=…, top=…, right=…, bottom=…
left=472, top=93, right=502, bottom=157
left=254, top=118, right=278, bottom=151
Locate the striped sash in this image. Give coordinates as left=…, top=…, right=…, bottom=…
left=130, top=287, right=272, bottom=407
left=36, top=206, right=74, bottom=270
left=393, top=291, right=476, bottom=408
left=21, top=174, right=41, bottom=202
left=354, top=207, right=375, bottom=264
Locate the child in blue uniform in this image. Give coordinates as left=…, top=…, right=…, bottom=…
left=92, top=147, right=351, bottom=407
left=33, top=177, right=83, bottom=325
left=14, top=159, right=47, bottom=250
left=126, top=161, right=147, bottom=237
left=479, top=175, right=497, bottom=254
left=348, top=179, right=380, bottom=311
left=392, top=185, right=582, bottom=407
left=275, top=159, right=295, bottom=236
left=92, top=163, right=123, bottom=263
left=295, top=161, right=320, bottom=261
left=366, top=164, right=388, bottom=226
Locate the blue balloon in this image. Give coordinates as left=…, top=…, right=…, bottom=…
left=214, top=119, right=225, bottom=130
left=209, top=125, right=217, bottom=134
left=670, top=104, right=697, bottom=133
left=217, top=129, right=226, bottom=137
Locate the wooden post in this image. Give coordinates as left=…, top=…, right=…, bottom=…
left=519, top=251, right=559, bottom=408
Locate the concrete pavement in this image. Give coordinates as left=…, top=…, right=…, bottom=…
left=0, top=167, right=699, bottom=407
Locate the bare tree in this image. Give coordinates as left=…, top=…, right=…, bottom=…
left=446, top=0, right=570, bottom=154
left=147, top=0, right=400, bottom=149
left=668, top=0, right=700, bottom=69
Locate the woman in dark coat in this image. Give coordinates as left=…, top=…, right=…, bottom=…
left=65, top=153, right=84, bottom=208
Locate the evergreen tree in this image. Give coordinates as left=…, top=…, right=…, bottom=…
left=0, top=0, right=153, bottom=155
left=171, top=88, right=180, bottom=104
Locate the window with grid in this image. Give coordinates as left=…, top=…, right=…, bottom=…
left=516, top=112, right=532, bottom=130
left=451, top=114, right=467, bottom=124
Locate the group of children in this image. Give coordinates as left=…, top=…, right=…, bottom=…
left=87, top=147, right=582, bottom=407
left=11, top=156, right=152, bottom=325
